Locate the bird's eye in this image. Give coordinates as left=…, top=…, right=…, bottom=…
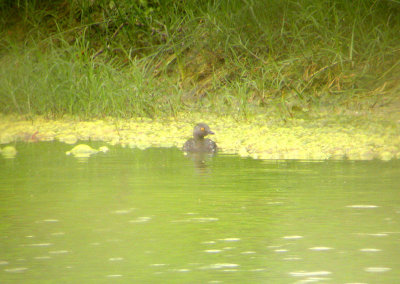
left=200, top=127, right=205, bottom=131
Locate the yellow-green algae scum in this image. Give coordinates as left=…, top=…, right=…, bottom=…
left=1, top=113, right=399, bottom=160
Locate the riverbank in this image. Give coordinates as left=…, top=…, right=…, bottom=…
left=1, top=1, right=400, bottom=119
left=1, top=112, right=399, bottom=160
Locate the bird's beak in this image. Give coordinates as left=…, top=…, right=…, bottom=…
left=208, top=130, right=215, bottom=135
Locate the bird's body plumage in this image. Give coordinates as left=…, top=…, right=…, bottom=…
left=183, top=123, right=217, bottom=153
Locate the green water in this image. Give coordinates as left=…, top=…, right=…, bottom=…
left=1, top=142, right=399, bottom=283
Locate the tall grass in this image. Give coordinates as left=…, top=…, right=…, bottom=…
left=0, top=42, right=182, bottom=118
left=0, top=0, right=399, bottom=118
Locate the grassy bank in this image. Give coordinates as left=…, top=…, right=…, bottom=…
left=1, top=0, right=400, bottom=119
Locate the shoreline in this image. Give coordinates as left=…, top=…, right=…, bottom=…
left=1, top=113, right=399, bottom=161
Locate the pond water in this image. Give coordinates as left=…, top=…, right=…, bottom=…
left=1, top=142, right=399, bottom=283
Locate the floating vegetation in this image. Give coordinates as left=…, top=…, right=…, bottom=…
left=0, top=114, right=399, bottom=161
left=0, top=145, right=17, bottom=159
left=66, top=144, right=109, bottom=158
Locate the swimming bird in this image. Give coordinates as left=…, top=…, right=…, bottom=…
left=183, top=123, right=217, bottom=153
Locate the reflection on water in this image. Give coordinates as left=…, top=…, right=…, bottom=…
left=184, top=151, right=216, bottom=174
left=0, top=142, right=400, bottom=283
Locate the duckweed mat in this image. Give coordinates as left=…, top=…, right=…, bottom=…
left=1, top=113, right=399, bottom=160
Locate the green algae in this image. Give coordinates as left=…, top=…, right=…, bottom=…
left=0, top=145, right=17, bottom=159
left=0, top=114, right=399, bottom=161
left=66, top=144, right=109, bottom=158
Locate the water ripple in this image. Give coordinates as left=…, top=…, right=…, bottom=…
left=204, top=249, right=222, bottom=253
left=289, top=271, right=332, bottom=277
left=309, top=247, right=333, bottom=251
left=282, top=235, right=303, bottom=240
left=359, top=248, right=381, bottom=252
left=346, top=205, right=379, bottom=209
left=364, top=267, right=391, bottom=273
left=4, top=267, right=29, bottom=273
left=202, top=263, right=240, bottom=269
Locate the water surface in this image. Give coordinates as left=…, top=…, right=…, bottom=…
left=1, top=142, right=399, bottom=283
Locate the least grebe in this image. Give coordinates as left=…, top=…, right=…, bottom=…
left=183, top=123, right=217, bottom=153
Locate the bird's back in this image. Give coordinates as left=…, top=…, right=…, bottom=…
left=183, top=138, right=217, bottom=153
